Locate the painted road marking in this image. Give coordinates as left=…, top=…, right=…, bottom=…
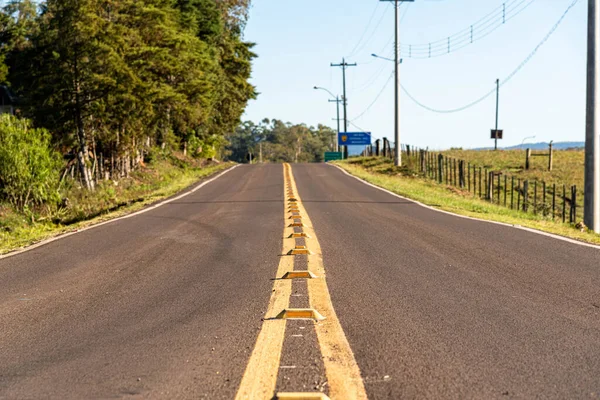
left=236, top=163, right=367, bottom=399
left=287, top=164, right=368, bottom=400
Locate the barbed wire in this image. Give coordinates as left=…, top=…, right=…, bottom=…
left=401, top=0, right=580, bottom=113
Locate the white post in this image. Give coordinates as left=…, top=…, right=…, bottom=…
left=585, top=0, right=600, bottom=232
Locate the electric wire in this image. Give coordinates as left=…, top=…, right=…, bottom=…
left=350, top=72, right=395, bottom=121
left=346, top=2, right=382, bottom=58
left=347, top=2, right=395, bottom=59
left=401, top=0, right=580, bottom=113
left=399, top=0, right=537, bottom=58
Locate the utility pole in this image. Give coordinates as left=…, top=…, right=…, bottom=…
left=329, top=96, right=341, bottom=152
left=495, top=78, right=500, bottom=151
left=585, top=0, right=600, bottom=232
left=331, top=58, right=356, bottom=159
left=381, top=0, right=413, bottom=166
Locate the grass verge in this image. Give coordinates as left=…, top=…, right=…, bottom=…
left=334, top=157, right=600, bottom=246
left=0, top=157, right=234, bottom=255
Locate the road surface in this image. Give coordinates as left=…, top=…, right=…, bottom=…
left=1, top=163, right=599, bottom=399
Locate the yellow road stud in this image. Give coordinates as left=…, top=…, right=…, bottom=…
left=276, top=394, right=330, bottom=400
left=288, top=197, right=298, bottom=201
left=288, top=232, right=310, bottom=238
left=287, top=246, right=312, bottom=255
left=275, top=308, right=326, bottom=321
left=289, top=222, right=304, bottom=227
left=281, top=271, right=318, bottom=279
left=288, top=215, right=302, bottom=219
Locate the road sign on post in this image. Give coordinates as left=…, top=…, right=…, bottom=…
left=491, top=129, right=503, bottom=140
left=338, top=132, right=372, bottom=146
left=324, top=152, right=344, bottom=162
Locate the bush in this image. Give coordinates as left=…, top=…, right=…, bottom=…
left=0, top=114, right=62, bottom=210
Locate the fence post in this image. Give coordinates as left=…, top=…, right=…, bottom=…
left=438, top=154, right=443, bottom=184
left=467, top=163, right=471, bottom=191
left=525, top=148, right=531, bottom=170
left=497, top=174, right=501, bottom=204
left=552, top=183, right=556, bottom=219
left=523, top=180, right=529, bottom=212
left=375, top=139, right=381, bottom=156
left=562, top=185, right=566, bottom=223
left=571, top=185, right=577, bottom=223
left=542, top=181, right=547, bottom=216
left=504, top=175, right=508, bottom=206
left=517, top=179, right=521, bottom=211
left=511, top=176, right=515, bottom=209
left=478, top=168, right=482, bottom=198
left=382, top=137, right=388, bottom=157
left=548, top=142, right=553, bottom=171
left=534, top=180, right=538, bottom=214
left=487, top=172, right=493, bottom=201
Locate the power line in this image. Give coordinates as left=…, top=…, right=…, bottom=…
left=399, top=0, right=536, bottom=59
left=401, top=0, right=580, bottom=113
left=347, top=2, right=395, bottom=59
left=350, top=72, right=394, bottom=121
left=346, top=2, right=382, bottom=58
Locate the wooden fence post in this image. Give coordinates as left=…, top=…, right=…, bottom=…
left=525, top=148, right=531, bottom=170
left=548, top=142, right=553, bottom=171
left=497, top=174, right=501, bottom=204
left=523, top=180, right=529, bottom=212
left=487, top=172, right=493, bottom=201
left=542, top=181, right=547, bottom=216
left=552, top=183, right=556, bottom=219
left=511, top=176, right=515, bottom=209
left=534, top=180, right=538, bottom=214
left=517, top=179, right=521, bottom=211
left=438, top=154, right=443, bottom=184
left=562, top=185, right=566, bottom=223
left=504, top=175, right=508, bottom=206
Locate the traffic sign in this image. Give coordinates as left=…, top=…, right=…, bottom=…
left=338, top=132, right=371, bottom=146
left=324, top=152, right=344, bottom=162
left=491, top=129, right=503, bottom=139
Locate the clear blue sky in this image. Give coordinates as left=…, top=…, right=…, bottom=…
left=242, top=0, right=587, bottom=150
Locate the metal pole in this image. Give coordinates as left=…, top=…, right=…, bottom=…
left=336, top=96, right=340, bottom=152
left=495, top=78, right=500, bottom=151
left=585, top=0, right=600, bottom=232
left=394, top=0, right=402, bottom=167
left=342, top=59, right=349, bottom=159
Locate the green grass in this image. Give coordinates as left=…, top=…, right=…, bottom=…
left=0, top=156, right=233, bottom=255
left=440, top=148, right=584, bottom=189
left=335, top=157, right=600, bottom=245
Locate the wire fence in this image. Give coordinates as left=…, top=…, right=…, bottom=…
left=362, top=142, right=584, bottom=224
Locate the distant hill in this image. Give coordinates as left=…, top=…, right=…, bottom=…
left=475, top=142, right=585, bottom=151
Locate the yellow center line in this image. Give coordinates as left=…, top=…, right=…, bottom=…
left=234, top=165, right=295, bottom=399
left=236, top=164, right=367, bottom=399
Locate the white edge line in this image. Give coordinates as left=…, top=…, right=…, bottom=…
left=0, top=164, right=241, bottom=260
left=329, top=163, right=600, bottom=251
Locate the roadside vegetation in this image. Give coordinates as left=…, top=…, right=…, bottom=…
left=336, top=156, right=600, bottom=245
left=0, top=0, right=253, bottom=254
left=441, top=148, right=584, bottom=189
left=227, top=119, right=337, bottom=163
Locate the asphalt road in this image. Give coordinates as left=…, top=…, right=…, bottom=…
left=1, top=163, right=600, bottom=399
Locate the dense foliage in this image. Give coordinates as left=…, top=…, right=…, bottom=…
left=228, top=119, right=337, bottom=163
left=0, top=0, right=255, bottom=191
left=0, top=114, right=61, bottom=209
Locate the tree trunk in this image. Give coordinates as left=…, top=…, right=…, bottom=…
left=73, top=56, right=94, bottom=191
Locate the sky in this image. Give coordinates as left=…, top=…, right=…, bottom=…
left=242, top=0, right=588, bottom=150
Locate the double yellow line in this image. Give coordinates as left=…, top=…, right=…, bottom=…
left=235, top=164, right=367, bottom=400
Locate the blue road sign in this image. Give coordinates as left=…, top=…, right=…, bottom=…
left=338, top=132, right=371, bottom=146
